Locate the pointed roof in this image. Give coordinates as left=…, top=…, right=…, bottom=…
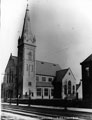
left=5, top=54, right=17, bottom=72
left=76, top=80, right=81, bottom=91
left=55, top=68, right=69, bottom=82
left=21, top=5, right=34, bottom=42
left=81, top=54, right=92, bottom=64
left=9, top=53, right=17, bottom=66
left=11, top=56, right=17, bottom=66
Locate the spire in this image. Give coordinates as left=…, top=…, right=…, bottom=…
left=21, top=3, right=36, bottom=44
left=26, top=1, right=29, bottom=11
left=27, top=0, right=29, bottom=10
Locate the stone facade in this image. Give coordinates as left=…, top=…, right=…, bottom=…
left=2, top=54, right=17, bottom=100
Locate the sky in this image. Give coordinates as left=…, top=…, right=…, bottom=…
left=1, top=0, right=92, bottom=84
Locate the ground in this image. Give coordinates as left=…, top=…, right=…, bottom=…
left=1, top=103, right=92, bottom=120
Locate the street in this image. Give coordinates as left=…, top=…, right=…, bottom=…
left=1, top=112, right=40, bottom=120
left=1, top=103, right=92, bottom=120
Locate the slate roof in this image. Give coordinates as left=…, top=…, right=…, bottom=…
left=8, top=56, right=61, bottom=76
left=11, top=56, right=17, bottom=66
left=55, top=68, right=69, bottom=82
left=81, top=54, right=92, bottom=64
left=36, top=60, right=61, bottom=76
left=5, top=55, right=17, bottom=72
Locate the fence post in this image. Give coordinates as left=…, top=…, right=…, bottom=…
left=28, top=90, right=31, bottom=106
left=16, top=65, right=19, bottom=106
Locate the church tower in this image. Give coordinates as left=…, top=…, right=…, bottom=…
left=18, top=5, right=36, bottom=99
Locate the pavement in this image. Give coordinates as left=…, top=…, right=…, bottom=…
left=2, top=102, right=92, bottom=113
left=1, top=112, right=40, bottom=120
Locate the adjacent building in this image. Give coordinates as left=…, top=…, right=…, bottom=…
left=53, top=68, right=76, bottom=100
left=2, top=5, right=76, bottom=100
left=80, top=54, right=92, bottom=102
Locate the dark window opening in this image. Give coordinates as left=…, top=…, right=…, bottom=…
left=64, top=84, right=67, bottom=95
left=51, top=89, right=53, bottom=96
left=37, top=88, right=41, bottom=96
left=48, top=78, right=52, bottom=82
left=44, top=88, right=48, bottom=96
left=73, top=85, right=75, bottom=94
left=28, top=82, right=31, bottom=86
left=42, top=77, right=46, bottom=81
left=68, top=81, right=71, bottom=94
left=36, top=76, right=39, bottom=81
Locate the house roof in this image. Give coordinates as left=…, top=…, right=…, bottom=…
left=55, top=68, right=69, bottom=82
left=76, top=81, right=81, bottom=91
left=36, top=60, right=61, bottom=76
left=81, top=54, right=92, bottom=64
left=36, top=82, right=53, bottom=87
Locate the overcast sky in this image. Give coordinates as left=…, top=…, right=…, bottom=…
left=1, top=0, right=92, bottom=83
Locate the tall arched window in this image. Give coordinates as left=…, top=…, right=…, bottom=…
left=64, top=84, right=67, bottom=95
left=73, top=85, right=75, bottom=94
left=28, top=51, right=33, bottom=61
left=68, top=81, right=71, bottom=94
left=85, top=67, right=89, bottom=77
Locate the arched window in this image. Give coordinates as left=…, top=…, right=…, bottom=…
left=64, top=84, right=67, bottom=95
left=28, top=65, right=30, bottom=76
left=85, top=67, right=89, bottom=77
left=26, top=64, right=28, bottom=71
left=28, top=51, right=33, bottom=61
left=73, top=85, right=75, bottom=94
left=68, top=81, right=71, bottom=94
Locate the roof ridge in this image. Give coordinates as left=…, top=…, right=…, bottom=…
left=57, top=68, right=69, bottom=72
left=36, top=60, right=59, bottom=65
left=76, top=81, right=81, bottom=90
left=55, top=68, right=69, bottom=82
left=81, top=54, right=92, bottom=64
left=12, top=55, right=17, bottom=58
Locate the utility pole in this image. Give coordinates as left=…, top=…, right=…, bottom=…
left=9, top=69, right=12, bottom=104
left=64, top=97, right=67, bottom=110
